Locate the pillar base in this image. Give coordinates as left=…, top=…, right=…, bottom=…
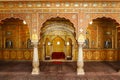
left=32, top=68, right=39, bottom=75
left=77, top=68, right=85, bottom=75
left=32, top=61, right=39, bottom=75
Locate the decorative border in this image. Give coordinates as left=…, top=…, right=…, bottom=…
left=0, top=1, right=119, bottom=10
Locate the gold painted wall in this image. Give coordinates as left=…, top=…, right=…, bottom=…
left=52, top=36, right=65, bottom=52
left=83, top=49, right=120, bottom=61
left=0, top=49, right=33, bottom=60
left=0, top=1, right=119, bottom=62
left=0, top=49, right=119, bottom=61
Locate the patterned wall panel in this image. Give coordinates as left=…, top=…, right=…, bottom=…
left=1, top=49, right=33, bottom=60
left=10, top=51, right=17, bottom=60
left=0, top=49, right=119, bottom=61
left=83, top=49, right=119, bottom=61
left=3, top=50, right=9, bottom=60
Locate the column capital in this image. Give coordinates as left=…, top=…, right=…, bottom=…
left=78, top=33, right=85, bottom=46
left=78, top=42, right=85, bottom=47
left=78, top=42, right=84, bottom=45
left=32, top=42, right=38, bottom=47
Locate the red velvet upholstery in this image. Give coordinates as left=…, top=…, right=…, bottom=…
left=52, top=52, right=65, bottom=59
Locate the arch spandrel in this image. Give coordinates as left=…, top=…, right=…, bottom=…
left=41, top=17, right=75, bottom=34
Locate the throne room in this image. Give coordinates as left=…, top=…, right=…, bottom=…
left=0, top=0, right=120, bottom=80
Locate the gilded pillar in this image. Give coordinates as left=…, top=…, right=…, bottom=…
left=115, top=27, right=118, bottom=49
left=50, top=43, right=52, bottom=59
left=112, top=30, right=115, bottom=49
left=72, top=44, right=74, bottom=59
left=77, top=33, right=85, bottom=75
left=42, top=43, right=45, bottom=60
left=32, top=42, right=39, bottom=75
left=97, top=25, right=99, bottom=48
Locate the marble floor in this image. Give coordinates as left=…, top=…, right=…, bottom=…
left=0, top=61, right=120, bottom=80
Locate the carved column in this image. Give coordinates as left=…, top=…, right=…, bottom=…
left=112, top=30, right=114, bottom=48
left=50, top=43, right=52, bottom=59
left=42, top=44, right=45, bottom=60
left=77, top=33, right=85, bottom=75
left=72, top=44, right=74, bottom=59
left=77, top=42, right=85, bottom=75
left=32, top=42, right=39, bottom=74
left=97, top=25, right=99, bottom=48
left=115, top=26, right=118, bottom=49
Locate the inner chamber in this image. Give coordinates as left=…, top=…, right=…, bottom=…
left=39, top=17, right=77, bottom=61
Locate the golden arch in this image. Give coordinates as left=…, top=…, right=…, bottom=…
left=0, top=17, right=30, bottom=49
left=39, top=17, right=77, bottom=61
left=52, top=36, right=65, bottom=52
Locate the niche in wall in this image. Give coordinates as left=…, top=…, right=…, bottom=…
left=39, top=17, right=77, bottom=61
left=0, top=17, right=30, bottom=49
left=86, top=17, right=119, bottom=49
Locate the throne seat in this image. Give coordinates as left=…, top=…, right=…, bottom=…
left=52, top=52, right=65, bottom=59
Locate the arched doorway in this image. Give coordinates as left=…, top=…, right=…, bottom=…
left=86, top=17, right=119, bottom=49
left=52, top=36, right=65, bottom=59
left=39, top=17, right=77, bottom=61
left=52, top=36, right=65, bottom=52
left=85, top=17, right=119, bottom=61
left=0, top=17, right=31, bottom=60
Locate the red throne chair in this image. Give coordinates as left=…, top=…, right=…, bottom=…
left=52, top=52, right=65, bottom=59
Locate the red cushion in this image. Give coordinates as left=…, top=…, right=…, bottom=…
left=52, top=52, right=65, bottom=59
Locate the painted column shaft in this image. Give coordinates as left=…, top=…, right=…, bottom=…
left=32, top=42, right=39, bottom=75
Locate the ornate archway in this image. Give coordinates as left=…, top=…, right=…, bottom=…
left=0, top=17, right=31, bottom=60
left=39, top=17, right=77, bottom=61
left=52, top=36, right=65, bottom=52
left=0, top=17, right=30, bottom=48
left=86, top=17, right=119, bottom=49
left=84, top=17, right=120, bottom=61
